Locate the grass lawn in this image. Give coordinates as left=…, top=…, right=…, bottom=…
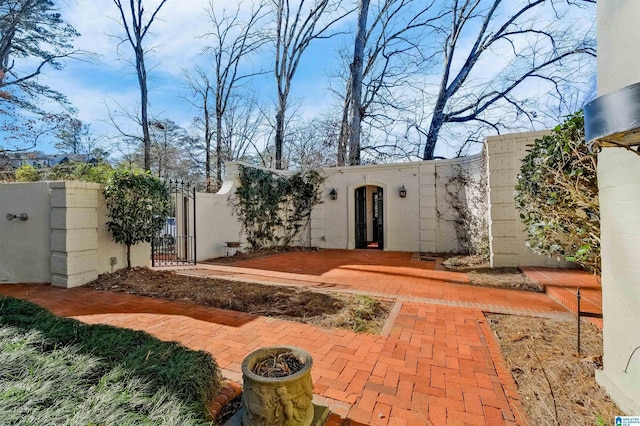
left=0, top=296, right=220, bottom=426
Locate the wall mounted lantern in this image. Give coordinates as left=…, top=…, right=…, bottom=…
left=399, top=185, right=407, bottom=198
left=329, top=188, right=337, bottom=200
left=585, top=81, right=640, bottom=154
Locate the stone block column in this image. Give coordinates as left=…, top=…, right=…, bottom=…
left=418, top=163, right=437, bottom=253
left=50, top=182, right=100, bottom=288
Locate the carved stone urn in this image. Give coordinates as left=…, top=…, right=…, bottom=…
left=241, top=346, right=314, bottom=426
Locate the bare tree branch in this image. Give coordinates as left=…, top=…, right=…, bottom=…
left=111, top=0, right=168, bottom=171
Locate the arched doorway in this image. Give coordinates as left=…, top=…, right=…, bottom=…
left=355, top=185, right=384, bottom=249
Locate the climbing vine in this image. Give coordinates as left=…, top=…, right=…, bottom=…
left=441, top=152, right=490, bottom=256
left=515, top=111, right=600, bottom=273
left=233, top=166, right=324, bottom=249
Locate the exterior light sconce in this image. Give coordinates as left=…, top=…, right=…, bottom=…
left=329, top=188, right=338, bottom=200
left=585, top=81, right=640, bottom=155
left=399, top=185, right=407, bottom=198
left=6, top=213, right=28, bottom=221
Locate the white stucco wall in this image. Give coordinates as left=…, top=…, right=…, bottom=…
left=486, top=132, right=575, bottom=268
left=310, top=156, right=486, bottom=253
left=593, top=1, right=640, bottom=414
left=195, top=190, right=243, bottom=261
left=0, top=181, right=149, bottom=287
left=96, top=190, right=149, bottom=274
left=0, top=182, right=52, bottom=283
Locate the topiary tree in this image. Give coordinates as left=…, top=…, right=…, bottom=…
left=104, top=169, right=171, bottom=268
left=515, top=111, right=600, bottom=273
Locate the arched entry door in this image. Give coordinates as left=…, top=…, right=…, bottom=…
left=355, top=185, right=384, bottom=249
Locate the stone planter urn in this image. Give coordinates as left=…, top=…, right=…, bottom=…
left=241, top=346, right=314, bottom=426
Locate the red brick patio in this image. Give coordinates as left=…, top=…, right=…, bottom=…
left=0, top=250, right=593, bottom=425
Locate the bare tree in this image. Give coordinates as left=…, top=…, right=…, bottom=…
left=184, top=86, right=266, bottom=189
left=271, top=0, right=350, bottom=169
left=187, top=1, right=267, bottom=191
left=338, top=0, right=440, bottom=165
left=221, top=94, right=265, bottom=163
left=54, top=115, right=105, bottom=156
left=111, top=0, right=168, bottom=171
left=285, top=114, right=340, bottom=170
left=420, top=0, right=595, bottom=160
left=346, top=0, right=369, bottom=166
left=183, top=67, right=215, bottom=190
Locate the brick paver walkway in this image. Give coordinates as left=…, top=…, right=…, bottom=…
left=521, top=266, right=602, bottom=328
left=190, top=250, right=570, bottom=319
left=0, top=251, right=582, bottom=425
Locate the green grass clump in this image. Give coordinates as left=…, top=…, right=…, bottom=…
left=351, top=296, right=387, bottom=333
left=0, top=296, right=220, bottom=424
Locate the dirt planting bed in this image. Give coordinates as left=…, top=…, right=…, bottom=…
left=87, top=267, right=392, bottom=334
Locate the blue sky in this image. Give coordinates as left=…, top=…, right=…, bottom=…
left=25, top=0, right=596, bottom=160
left=36, top=0, right=346, bottom=155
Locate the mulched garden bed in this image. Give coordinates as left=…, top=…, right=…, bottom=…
left=86, top=267, right=391, bottom=334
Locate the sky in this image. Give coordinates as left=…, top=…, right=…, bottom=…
left=40, top=0, right=347, bottom=157
left=9, top=0, right=596, bottom=161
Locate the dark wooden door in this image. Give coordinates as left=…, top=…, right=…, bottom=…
left=355, top=187, right=367, bottom=248
left=375, top=187, right=384, bottom=249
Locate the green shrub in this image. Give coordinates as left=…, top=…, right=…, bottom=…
left=14, top=162, right=113, bottom=183
left=14, top=164, right=40, bottom=182
left=515, top=111, right=600, bottom=273
left=71, top=162, right=113, bottom=183
left=104, top=169, right=171, bottom=268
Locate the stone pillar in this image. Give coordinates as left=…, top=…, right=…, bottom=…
left=592, top=1, right=640, bottom=414
left=418, top=162, right=437, bottom=253
left=50, top=182, right=100, bottom=288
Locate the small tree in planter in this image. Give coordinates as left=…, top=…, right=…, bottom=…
left=104, top=169, right=171, bottom=268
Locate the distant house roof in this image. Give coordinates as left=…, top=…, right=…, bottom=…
left=0, top=152, right=98, bottom=170
left=46, top=153, right=98, bottom=166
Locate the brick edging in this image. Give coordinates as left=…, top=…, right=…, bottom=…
left=475, top=311, right=529, bottom=426
left=206, top=380, right=242, bottom=420
left=380, top=300, right=402, bottom=337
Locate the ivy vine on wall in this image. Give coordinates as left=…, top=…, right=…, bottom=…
left=441, top=151, right=490, bottom=257
left=233, top=166, right=324, bottom=250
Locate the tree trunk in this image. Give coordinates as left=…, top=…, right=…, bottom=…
left=126, top=243, right=131, bottom=269
left=423, top=111, right=445, bottom=160
left=337, top=80, right=351, bottom=166
left=135, top=46, right=151, bottom=171
left=216, top=109, right=223, bottom=188
left=275, top=99, right=286, bottom=169
left=348, top=0, right=370, bottom=166
left=204, top=91, right=212, bottom=192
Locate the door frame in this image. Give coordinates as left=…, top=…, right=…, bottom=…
left=347, top=181, right=388, bottom=250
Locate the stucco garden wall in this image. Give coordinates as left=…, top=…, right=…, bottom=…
left=202, top=141, right=573, bottom=263
left=592, top=0, right=640, bottom=414
left=0, top=182, right=52, bottom=283
left=310, top=155, right=486, bottom=253
left=0, top=181, right=148, bottom=287
left=486, top=132, right=574, bottom=268
left=195, top=181, right=243, bottom=261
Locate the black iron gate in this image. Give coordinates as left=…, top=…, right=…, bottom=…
left=152, top=180, right=196, bottom=267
